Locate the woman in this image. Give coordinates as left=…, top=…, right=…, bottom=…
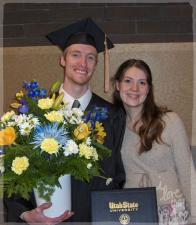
left=113, top=59, right=196, bottom=224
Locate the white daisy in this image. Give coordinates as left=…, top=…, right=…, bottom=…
left=63, top=140, right=79, bottom=156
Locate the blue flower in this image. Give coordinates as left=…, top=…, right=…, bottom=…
left=84, top=106, right=108, bottom=128
left=0, top=146, right=5, bottom=157
left=23, top=81, right=31, bottom=90
left=34, top=89, right=40, bottom=97
left=93, top=106, right=108, bottom=120
left=39, top=88, right=47, bottom=97
left=83, top=111, right=91, bottom=122
left=31, top=123, right=68, bottom=150
left=30, top=81, right=39, bottom=89
left=27, top=90, right=36, bottom=98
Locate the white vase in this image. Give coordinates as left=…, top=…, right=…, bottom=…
left=33, top=174, right=71, bottom=217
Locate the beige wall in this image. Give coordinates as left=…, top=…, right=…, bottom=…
left=1, top=42, right=194, bottom=143
left=193, top=43, right=196, bottom=146
left=0, top=48, right=3, bottom=117
left=189, top=0, right=196, bottom=147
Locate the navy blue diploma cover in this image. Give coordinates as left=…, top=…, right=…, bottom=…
left=91, top=187, right=159, bottom=225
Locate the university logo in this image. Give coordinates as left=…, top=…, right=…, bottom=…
left=119, top=213, right=130, bottom=225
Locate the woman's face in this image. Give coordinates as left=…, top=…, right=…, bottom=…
left=116, top=66, right=149, bottom=108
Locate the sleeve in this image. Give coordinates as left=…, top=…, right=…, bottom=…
left=167, top=113, right=196, bottom=223
left=3, top=192, right=35, bottom=222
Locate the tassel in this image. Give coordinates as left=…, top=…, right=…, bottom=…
left=104, top=34, right=110, bottom=93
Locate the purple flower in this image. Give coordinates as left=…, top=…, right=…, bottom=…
left=18, top=105, right=29, bottom=114
left=20, top=98, right=27, bottom=105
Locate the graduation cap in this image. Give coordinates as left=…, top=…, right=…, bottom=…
left=46, top=17, right=114, bottom=93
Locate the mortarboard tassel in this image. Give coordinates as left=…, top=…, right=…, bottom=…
left=104, top=34, right=110, bottom=93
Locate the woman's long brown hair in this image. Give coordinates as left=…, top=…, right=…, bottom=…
left=113, top=59, right=171, bottom=154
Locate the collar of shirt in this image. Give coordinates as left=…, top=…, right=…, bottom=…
left=59, top=84, right=92, bottom=111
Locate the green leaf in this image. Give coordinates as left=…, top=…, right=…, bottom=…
left=91, top=140, right=111, bottom=160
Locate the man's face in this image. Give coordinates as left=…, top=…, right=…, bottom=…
left=61, top=44, right=98, bottom=86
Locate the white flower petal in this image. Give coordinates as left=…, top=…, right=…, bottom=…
left=106, top=178, right=113, bottom=186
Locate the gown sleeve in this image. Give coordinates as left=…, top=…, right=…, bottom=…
left=3, top=192, right=36, bottom=222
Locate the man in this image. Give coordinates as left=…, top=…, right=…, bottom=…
left=4, top=17, right=126, bottom=224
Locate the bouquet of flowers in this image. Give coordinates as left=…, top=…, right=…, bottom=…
left=0, top=80, right=111, bottom=202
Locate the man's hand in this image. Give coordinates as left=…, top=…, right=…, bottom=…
left=22, top=202, right=74, bottom=225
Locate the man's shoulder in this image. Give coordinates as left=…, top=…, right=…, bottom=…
left=91, top=93, right=117, bottom=112
left=91, top=93, right=113, bottom=107
left=92, top=93, right=112, bottom=106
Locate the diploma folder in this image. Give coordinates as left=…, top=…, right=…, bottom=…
left=91, top=187, right=158, bottom=225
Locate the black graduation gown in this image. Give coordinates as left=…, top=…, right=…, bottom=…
left=3, top=93, right=126, bottom=223
left=68, top=93, right=126, bottom=222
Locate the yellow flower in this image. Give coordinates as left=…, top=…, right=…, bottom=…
left=0, top=127, right=16, bottom=146
left=92, top=148, right=98, bottom=161
left=10, top=102, right=21, bottom=109
left=11, top=156, right=29, bottom=175
left=16, top=91, right=24, bottom=99
left=1, top=111, right=15, bottom=123
left=52, top=92, right=64, bottom=109
left=74, top=123, right=91, bottom=140
left=41, top=138, right=59, bottom=154
left=95, top=122, right=106, bottom=144
left=38, top=98, right=54, bottom=110
left=79, top=143, right=98, bottom=161
left=44, top=111, right=63, bottom=123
